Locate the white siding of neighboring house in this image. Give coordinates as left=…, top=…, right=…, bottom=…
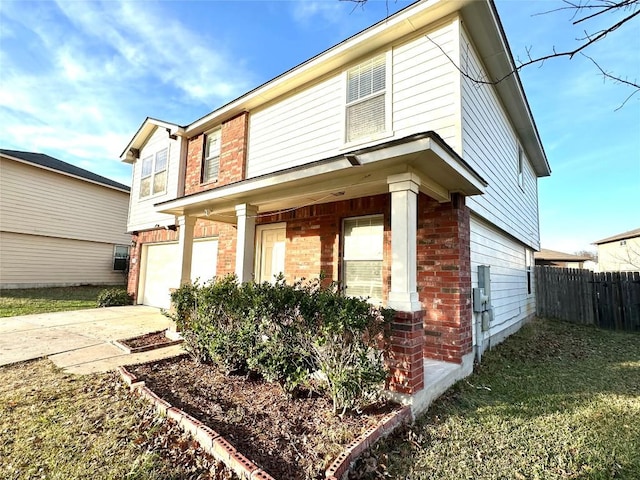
left=0, top=157, right=130, bottom=288
left=0, top=231, right=127, bottom=288
left=470, top=215, right=536, bottom=351
left=460, top=27, right=540, bottom=251
left=246, top=19, right=459, bottom=178
left=127, top=127, right=182, bottom=232
left=597, top=237, right=640, bottom=272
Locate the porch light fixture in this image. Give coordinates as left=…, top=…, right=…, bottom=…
left=344, top=153, right=361, bottom=166
left=130, top=240, right=137, bottom=248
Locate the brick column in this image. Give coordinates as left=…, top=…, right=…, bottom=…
left=419, top=194, right=472, bottom=364
left=235, top=204, right=257, bottom=282
left=386, top=310, right=425, bottom=394
left=386, top=173, right=424, bottom=395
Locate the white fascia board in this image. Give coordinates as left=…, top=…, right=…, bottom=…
left=156, top=157, right=352, bottom=214
left=120, top=118, right=185, bottom=163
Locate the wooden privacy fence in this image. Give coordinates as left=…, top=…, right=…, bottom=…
left=535, top=266, right=640, bottom=331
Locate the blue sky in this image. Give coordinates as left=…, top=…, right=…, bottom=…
left=1, top=0, right=638, bottom=253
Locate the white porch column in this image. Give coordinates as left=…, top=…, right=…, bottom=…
left=176, top=215, right=196, bottom=285
left=235, top=203, right=258, bottom=282
left=387, top=173, right=422, bottom=312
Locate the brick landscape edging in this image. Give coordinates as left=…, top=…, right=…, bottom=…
left=112, top=330, right=184, bottom=354
left=116, top=365, right=411, bottom=480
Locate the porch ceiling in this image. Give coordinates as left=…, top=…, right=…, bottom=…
left=155, top=132, right=487, bottom=223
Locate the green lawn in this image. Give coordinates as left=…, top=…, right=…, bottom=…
left=0, top=286, right=108, bottom=317
left=0, top=360, right=230, bottom=480
left=352, top=319, right=640, bottom=479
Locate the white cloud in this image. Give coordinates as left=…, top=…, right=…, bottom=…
left=0, top=0, right=255, bottom=185
left=291, top=1, right=344, bottom=24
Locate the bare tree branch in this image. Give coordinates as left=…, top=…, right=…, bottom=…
left=344, top=0, right=640, bottom=109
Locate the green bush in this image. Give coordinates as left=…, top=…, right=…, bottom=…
left=169, top=274, right=394, bottom=412
left=96, top=288, right=133, bottom=307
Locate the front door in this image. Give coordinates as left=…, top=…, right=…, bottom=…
left=256, top=224, right=286, bottom=283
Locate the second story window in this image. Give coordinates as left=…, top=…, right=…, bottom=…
left=346, top=54, right=386, bottom=143
left=203, top=128, right=221, bottom=183
left=140, top=148, right=168, bottom=198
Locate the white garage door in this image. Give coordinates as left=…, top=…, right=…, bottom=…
left=140, top=239, right=218, bottom=308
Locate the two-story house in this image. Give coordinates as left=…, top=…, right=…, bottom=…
left=121, top=0, right=550, bottom=409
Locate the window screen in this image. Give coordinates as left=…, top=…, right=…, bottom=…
left=203, top=129, right=221, bottom=183
left=343, top=215, right=384, bottom=304
left=346, top=54, right=386, bottom=142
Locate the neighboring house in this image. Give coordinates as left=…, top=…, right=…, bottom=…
left=534, top=248, right=594, bottom=269
left=0, top=149, right=131, bottom=289
left=593, top=228, right=640, bottom=272
left=121, top=0, right=550, bottom=409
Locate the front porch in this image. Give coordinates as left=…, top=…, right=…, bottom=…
left=148, top=132, right=487, bottom=410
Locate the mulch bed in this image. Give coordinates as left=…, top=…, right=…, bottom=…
left=120, top=330, right=175, bottom=349
left=128, top=355, right=400, bottom=480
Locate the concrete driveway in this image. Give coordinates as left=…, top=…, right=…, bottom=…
left=0, top=306, right=184, bottom=374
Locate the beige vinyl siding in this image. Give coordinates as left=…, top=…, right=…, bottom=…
left=247, top=75, right=344, bottom=178
left=460, top=27, right=540, bottom=250
left=127, top=127, right=182, bottom=231
left=0, top=158, right=130, bottom=246
left=0, top=231, right=126, bottom=288
left=392, top=20, right=459, bottom=151
left=597, top=237, right=640, bottom=272
left=246, top=19, right=460, bottom=179
left=470, top=215, right=536, bottom=346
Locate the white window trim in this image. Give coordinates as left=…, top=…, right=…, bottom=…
left=341, top=50, right=394, bottom=150
left=139, top=147, right=169, bottom=199
left=342, top=214, right=384, bottom=304
left=203, top=127, right=221, bottom=184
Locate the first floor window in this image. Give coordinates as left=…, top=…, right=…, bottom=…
left=525, top=248, right=533, bottom=295
left=342, top=215, right=384, bottom=304
left=140, top=148, right=168, bottom=197
left=517, top=146, right=525, bottom=189
left=203, top=128, right=221, bottom=183
left=113, top=245, right=129, bottom=271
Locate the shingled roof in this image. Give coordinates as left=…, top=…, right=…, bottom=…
left=1, top=149, right=130, bottom=192
left=534, top=248, right=593, bottom=262
left=593, top=228, right=640, bottom=245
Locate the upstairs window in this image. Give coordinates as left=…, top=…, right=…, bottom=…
left=203, top=128, right=221, bottom=183
left=346, top=54, right=386, bottom=143
left=140, top=148, right=168, bottom=198
left=342, top=215, right=384, bottom=304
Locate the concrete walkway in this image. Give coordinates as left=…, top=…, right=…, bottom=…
left=0, top=306, right=184, bottom=374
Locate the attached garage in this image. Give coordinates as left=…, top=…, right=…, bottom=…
left=138, top=238, right=218, bottom=308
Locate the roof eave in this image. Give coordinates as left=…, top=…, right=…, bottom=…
left=120, top=117, right=185, bottom=163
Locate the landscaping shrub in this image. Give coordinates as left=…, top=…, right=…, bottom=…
left=96, top=288, right=133, bottom=307
left=169, top=274, right=394, bottom=412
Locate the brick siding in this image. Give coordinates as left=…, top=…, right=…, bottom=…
left=418, top=193, right=473, bottom=364
left=184, top=112, right=249, bottom=195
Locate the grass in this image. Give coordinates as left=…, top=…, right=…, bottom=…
left=353, top=319, right=640, bottom=480
left=0, top=286, right=109, bottom=317
left=0, top=360, right=231, bottom=480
